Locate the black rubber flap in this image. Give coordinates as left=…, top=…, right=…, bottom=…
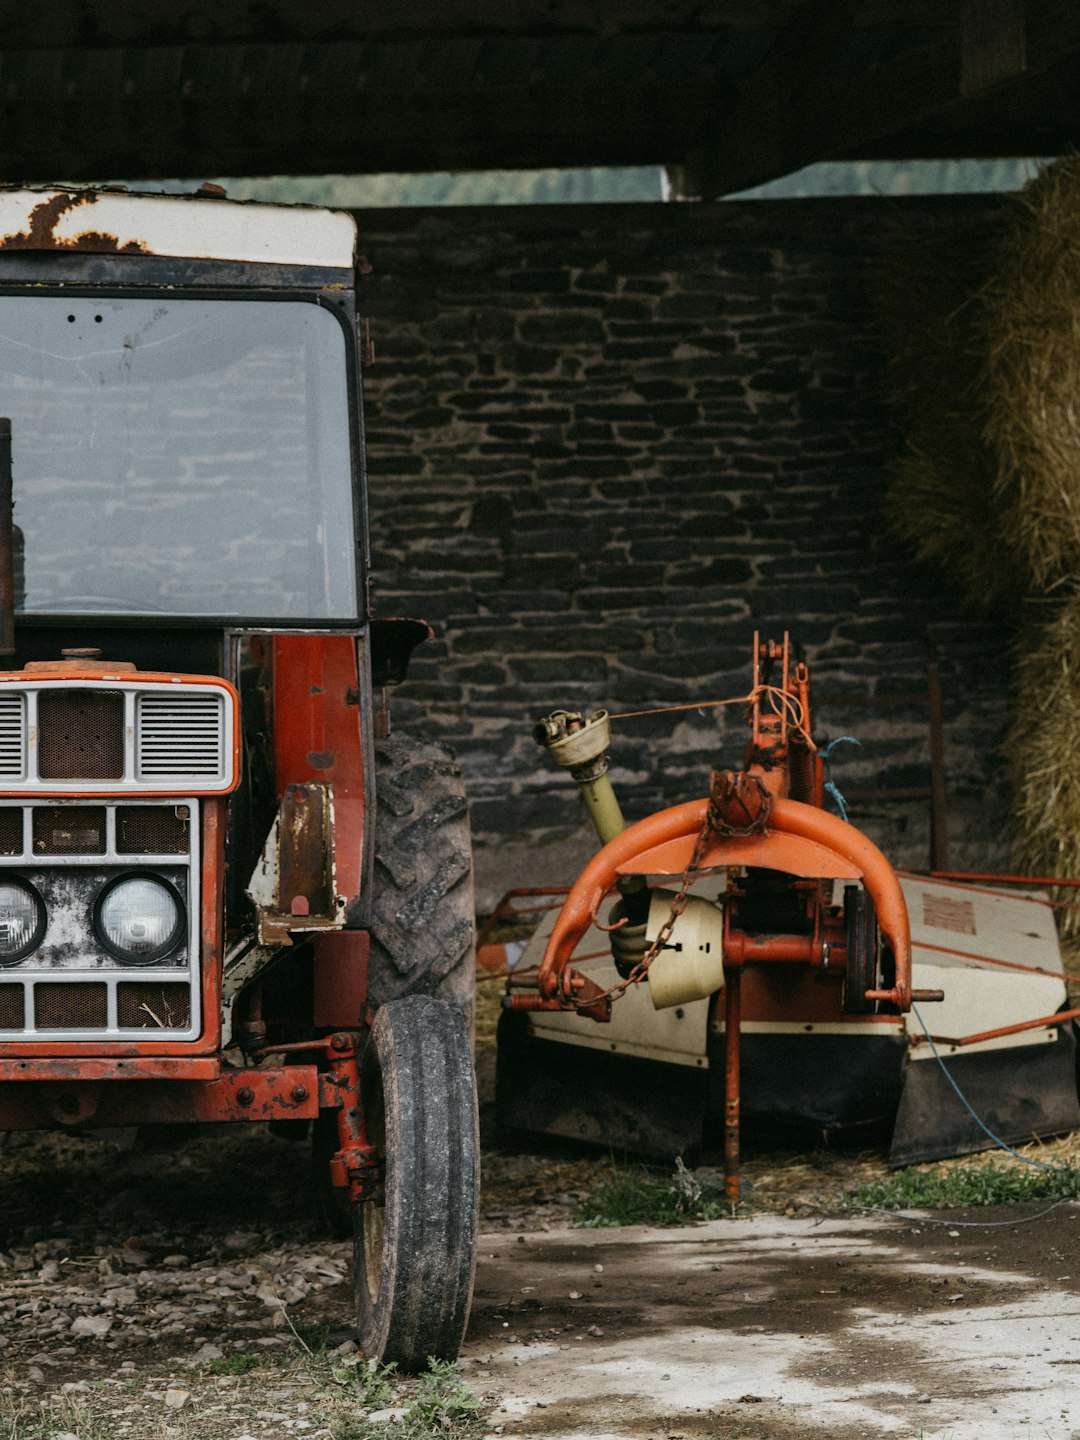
left=889, top=1026, right=1080, bottom=1168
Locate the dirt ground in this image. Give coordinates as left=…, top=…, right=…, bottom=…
left=0, top=983, right=1077, bottom=1438
left=2, top=1115, right=1079, bottom=1438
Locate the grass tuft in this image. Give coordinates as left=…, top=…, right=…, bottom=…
left=577, top=1157, right=729, bottom=1227
left=208, top=1351, right=262, bottom=1376
left=5, top=1351, right=481, bottom=1440
left=400, top=1357, right=482, bottom=1439
left=849, top=1158, right=1080, bottom=1210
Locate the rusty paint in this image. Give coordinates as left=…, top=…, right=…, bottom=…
left=0, top=1065, right=322, bottom=1131
left=273, top=635, right=365, bottom=911
left=250, top=781, right=339, bottom=945
left=0, top=1056, right=220, bottom=1082
left=0, top=192, right=148, bottom=254
left=307, top=750, right=335, bottom=769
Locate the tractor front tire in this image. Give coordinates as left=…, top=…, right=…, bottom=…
left=368, top=735, right=475, bottom=1034
left=354, top=994, right=479, bottom=1369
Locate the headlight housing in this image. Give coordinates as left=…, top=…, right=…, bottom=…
left=94, top=875, right=184, bottom=964
left=0, top=877, right=45, bottom=965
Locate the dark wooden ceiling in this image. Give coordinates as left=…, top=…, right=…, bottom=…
left=0, top=2, right=1075, bottom=190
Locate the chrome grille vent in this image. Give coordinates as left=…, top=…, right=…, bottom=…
left=117, top=805, right=190, bottom=854
left=0, top=984, right=22, bottom=1028
left=136, top=694, right=225, bottom=783
left=117, top=983, right=191, bottom=1029
left=35, top=982, right=107, bottom=1030
left=0, top=809, right=21, bottom=854
left=0, top=694, right=25, bottom=779
left=38, top=690, right=124, bottom=780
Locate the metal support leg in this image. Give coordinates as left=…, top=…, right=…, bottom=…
left=724, top=967, right=742, bottom=1205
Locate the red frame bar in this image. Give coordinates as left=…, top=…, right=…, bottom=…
left=0, top=1064, right=320, bottom=1130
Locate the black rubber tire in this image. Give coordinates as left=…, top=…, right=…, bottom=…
left=354, top=994, right=479, bottom=1370
left=842, top=884, right=880, bottom=1015
left=369, top=735, right=476, bottom=1036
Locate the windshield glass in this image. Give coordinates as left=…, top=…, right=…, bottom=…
left=0, top=294, right=358, bottom=619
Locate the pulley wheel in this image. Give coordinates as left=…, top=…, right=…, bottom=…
left=842, top=884, right=880, bottom=1015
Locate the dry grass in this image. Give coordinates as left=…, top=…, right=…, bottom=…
left=882, top=157, right=1080, bottom=935
left=1008, top=592, right=1080, bottom=937
left=879, top=215, right=1011, bottom=606
left=982, top=155, right=1080, bottom=591
left=883, top=157, right=1080, bottom=603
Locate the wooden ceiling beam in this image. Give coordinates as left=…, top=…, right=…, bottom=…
left=685, top=0, right=1079, bottom=196
left=0, top=0, right=794, bottom=52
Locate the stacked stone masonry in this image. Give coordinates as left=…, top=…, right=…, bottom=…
left=356, top=197, right=1009, bottom=903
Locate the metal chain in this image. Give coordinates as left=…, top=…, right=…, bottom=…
left=569, top=770, right=773, bottom=1012
left=570, top=803, right=716, bottom=1011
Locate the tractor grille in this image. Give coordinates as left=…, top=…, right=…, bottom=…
left=34, top=983, right=107, bottom=1030
left=117, top=983, right=191, bottom=1029
left=0, top=694, right=25, bottom=779
left=33, top=806, right=106, bottom=856
left=136, top=694, right=224, bottom=781
left=0, top=680, right=233, bottom=792
left=116, top=806, right=189, bottom=855
left=0, top=984, right=22, bottom=1028
left=0, top=808, right=22, bottom=855
left=38, top=690, right=125, bottom=781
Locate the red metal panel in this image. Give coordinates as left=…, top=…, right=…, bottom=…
left=272, top=635, right=365, bottom=907
left=312, top=929, right=370, bottom=1028
left=0, top=1065, right=321, bottom=1130
left=0, top=1056, right=220, bottom=1081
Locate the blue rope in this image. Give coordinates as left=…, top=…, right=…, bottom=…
left=911, top=1003, right=1066, bottom=1172
left=820, top=735, right=859, bottom=823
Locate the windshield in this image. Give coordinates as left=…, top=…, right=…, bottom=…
left=0, top=294, right=358, bottom=619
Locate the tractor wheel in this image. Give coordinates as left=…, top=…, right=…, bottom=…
left=354, top=994, right=479, bottom=1370
left=368, top=735, right=475, bottom=1036
left=842, top=884, right=881, bottom=1015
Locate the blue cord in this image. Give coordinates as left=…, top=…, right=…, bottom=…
left=820, top=735, right=860, bottom=822
left=911, top=1003, right=1066, bottom=1172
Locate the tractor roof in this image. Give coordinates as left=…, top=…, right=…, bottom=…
left=0, top=186, right=356, bottom=269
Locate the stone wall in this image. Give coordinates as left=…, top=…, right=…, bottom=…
left=355, top=197, right=1010, bottom=908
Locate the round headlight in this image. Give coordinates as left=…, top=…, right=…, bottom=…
left=0, top=878, right=45, bottom=965
left=96, top=876, right=183, bottom=963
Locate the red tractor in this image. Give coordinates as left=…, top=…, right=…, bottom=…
left=0, top=186, right=478, bottom=1369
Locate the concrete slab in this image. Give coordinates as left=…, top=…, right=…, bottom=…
left=463, top=1207, right=1080, bottom=1439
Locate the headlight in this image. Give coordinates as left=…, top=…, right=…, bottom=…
left=0, top=878, right=45, bottom=965
left=95, top=875, right=183, bottom=964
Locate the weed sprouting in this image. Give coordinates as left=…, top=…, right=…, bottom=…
left=326, top=1352, right=398, bottom=1407
left=577, top=1157, right=729, bottom=1227
left=208, top=1351, right=262, bottom=1376
left=10, top=1396, right=114, bottom=1440
left=400, top=1358, right=482, bottom=1439
left=4, top=1347, right=480, bottom=1440
left=849, top=1159, right=1080, bottom=1210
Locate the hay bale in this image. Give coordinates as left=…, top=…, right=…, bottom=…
left=879, top=216, right=1013, bottom=606
left=982, top=157, right=1080, bottom=590
left=1009, top=590, right=1080, bottom=936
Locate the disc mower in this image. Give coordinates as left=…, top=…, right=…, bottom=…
left=497, top=635, right=1080, bottom=1183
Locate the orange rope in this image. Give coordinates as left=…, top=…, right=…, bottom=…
left=609, top=684, right=816, bottom=750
